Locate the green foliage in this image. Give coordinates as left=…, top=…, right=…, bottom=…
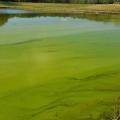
left=0, top=0, right=119, bottom=3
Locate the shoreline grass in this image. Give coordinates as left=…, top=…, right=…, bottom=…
left=0, top=2, right=120, bottom=14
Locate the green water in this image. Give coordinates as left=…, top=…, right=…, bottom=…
left=0, top=11, right=120, bottom=120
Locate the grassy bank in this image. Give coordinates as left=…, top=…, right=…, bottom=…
left=0, top=2, right=120, bottom=14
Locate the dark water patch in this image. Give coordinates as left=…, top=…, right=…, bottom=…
left=26, top=82, right=120, bottom=119
left=11, top=38, right=43, bottom=46
left=0, top=14, right=9, bottom=26
left=69, top=56, right=90, bottom=60
left=29, top=98, right=72, bottom=119
left=21, top=98, right=64, bottom=119
left=67, top=70, right=120, bottom=81
left=71, top=88, right=120, bottom=93
left=0, top=38, right=44, bottom=46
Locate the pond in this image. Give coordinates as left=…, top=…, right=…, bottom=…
left=0, top=8, right=32, bottom=14
left=0, top=9, right=120, bottom=120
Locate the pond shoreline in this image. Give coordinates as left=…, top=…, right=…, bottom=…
left=0, top=2, right=120, bottom=15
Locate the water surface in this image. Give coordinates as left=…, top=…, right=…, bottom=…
left=0, top=8, right=32, bottom=14
left=0, top=12, right=120, bottom=45
left=0, top=10, right=120, bottom=120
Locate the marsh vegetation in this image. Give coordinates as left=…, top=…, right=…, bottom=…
left=0, top=2, right=120, bottom=14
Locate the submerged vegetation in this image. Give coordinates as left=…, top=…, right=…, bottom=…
left=0, top=0, right=120, bottom=119
left=0, top=11, right=120, bottom=120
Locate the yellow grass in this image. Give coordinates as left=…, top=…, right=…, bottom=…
left=0, top=2, right=120, bottom=14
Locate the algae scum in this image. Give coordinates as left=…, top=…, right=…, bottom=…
left=0, top=9, right=120, bottom=120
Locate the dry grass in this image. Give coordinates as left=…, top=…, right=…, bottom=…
left=0, top=2, right=120, bottom=14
